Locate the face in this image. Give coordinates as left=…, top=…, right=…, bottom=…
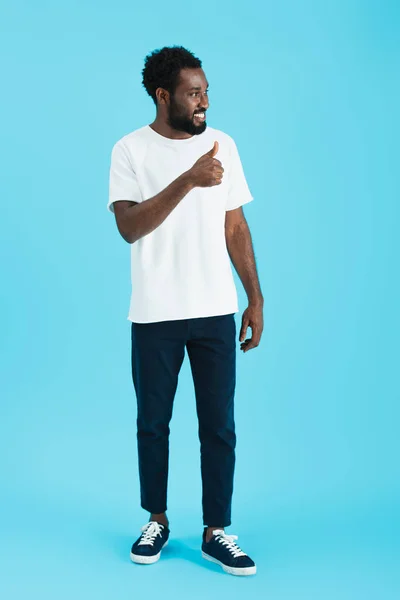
left=166, top=68, right=209, bottom=135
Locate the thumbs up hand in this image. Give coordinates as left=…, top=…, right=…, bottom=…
left=187, top=141, right=224, bottom=188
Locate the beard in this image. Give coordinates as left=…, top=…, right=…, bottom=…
left=167, top=96, right=207, bottom=135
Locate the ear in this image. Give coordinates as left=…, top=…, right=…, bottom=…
left=155, top=87, right=170, bottom=106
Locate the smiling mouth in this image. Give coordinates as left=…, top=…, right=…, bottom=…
left=194, top=112, right=206, bottom=121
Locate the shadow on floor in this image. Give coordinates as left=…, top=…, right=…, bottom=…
left=109, top=532, right=220, bottom=573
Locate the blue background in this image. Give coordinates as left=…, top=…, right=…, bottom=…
left=1, top=0, right=399, bottom=598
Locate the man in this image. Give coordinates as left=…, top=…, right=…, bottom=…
left=107, top=46, right=263, bottom=577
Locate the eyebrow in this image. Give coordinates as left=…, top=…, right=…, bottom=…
left=188, top=84, right=210, bottom=90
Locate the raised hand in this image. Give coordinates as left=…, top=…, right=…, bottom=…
left=187, top=141, right=224, bottom=187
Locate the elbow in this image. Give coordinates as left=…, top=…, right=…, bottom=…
left=124, top=233, right=137, bottom=244
left=117, top=226, right=137, bottom=244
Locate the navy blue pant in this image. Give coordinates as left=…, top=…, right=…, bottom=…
left=131, top=313, right=236, bottom=527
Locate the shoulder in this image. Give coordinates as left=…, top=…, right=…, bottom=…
left=204, top=126, right=236, bottom=147
left=113, top=126, right=149, bottom=151
left=110, top=126, right=152, bottom=169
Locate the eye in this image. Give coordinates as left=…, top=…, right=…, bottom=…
left=189, top=90, right=209, bottom=97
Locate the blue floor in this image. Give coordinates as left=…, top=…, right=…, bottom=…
left=1, top=488, right=398, bottom=600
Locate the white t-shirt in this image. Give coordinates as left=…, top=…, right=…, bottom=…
left=108, top=124, right=253, bottom=323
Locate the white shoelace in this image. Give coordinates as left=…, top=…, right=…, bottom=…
left=213, top=529, right=247, bottom=558
left=138, top=521, right=164, bottom=546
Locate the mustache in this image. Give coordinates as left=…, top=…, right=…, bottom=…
left=193, top=110, right=206, bottom=115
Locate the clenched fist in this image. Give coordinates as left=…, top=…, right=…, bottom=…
left=187, top=141, right=224, bottom=187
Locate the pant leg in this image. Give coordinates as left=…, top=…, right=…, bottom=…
left=131, top=319, right=187, bottom=514
left=186, top=314, right=237, bottom=527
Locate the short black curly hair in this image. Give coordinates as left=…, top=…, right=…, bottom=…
left=142, top=46, right=202, bottom=105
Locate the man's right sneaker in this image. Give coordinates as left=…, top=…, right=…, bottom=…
left=130, top=521, right=170, bottom=564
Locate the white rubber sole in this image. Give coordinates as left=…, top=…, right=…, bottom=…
left=202, top=551, right=257, bottom=576
left=130, top=540, right=168, bottom=564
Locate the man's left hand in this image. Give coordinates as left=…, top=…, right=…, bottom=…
left=239, top=303, right=264, bottom=353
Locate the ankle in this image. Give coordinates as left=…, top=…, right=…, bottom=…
left=205, top=526, right=224, bottom=543
left=150, top=513, right=169, bottom=528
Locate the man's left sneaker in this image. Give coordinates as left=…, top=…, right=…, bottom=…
left=202, top=528, right=257, bottom=576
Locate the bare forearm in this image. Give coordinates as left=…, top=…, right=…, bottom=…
left=226, top=222, right=263, bottom=305
left=118, top=172, right=194, bottom=244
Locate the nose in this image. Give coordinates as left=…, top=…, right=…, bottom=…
left=199, top=93, right=209, bottom=110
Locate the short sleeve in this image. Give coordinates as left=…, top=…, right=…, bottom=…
left=107, top=141, right=143, bottom=213
left=226, top=138, right=254, bottom=211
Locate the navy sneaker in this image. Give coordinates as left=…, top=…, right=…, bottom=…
left=130, top=521, right=170, bottom=564
left=202, top=528, right=256, bottom=576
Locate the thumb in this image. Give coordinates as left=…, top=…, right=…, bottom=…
left=240, top=315, right=249, bottom=342
left=206, top=141, right=219, bottom=158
